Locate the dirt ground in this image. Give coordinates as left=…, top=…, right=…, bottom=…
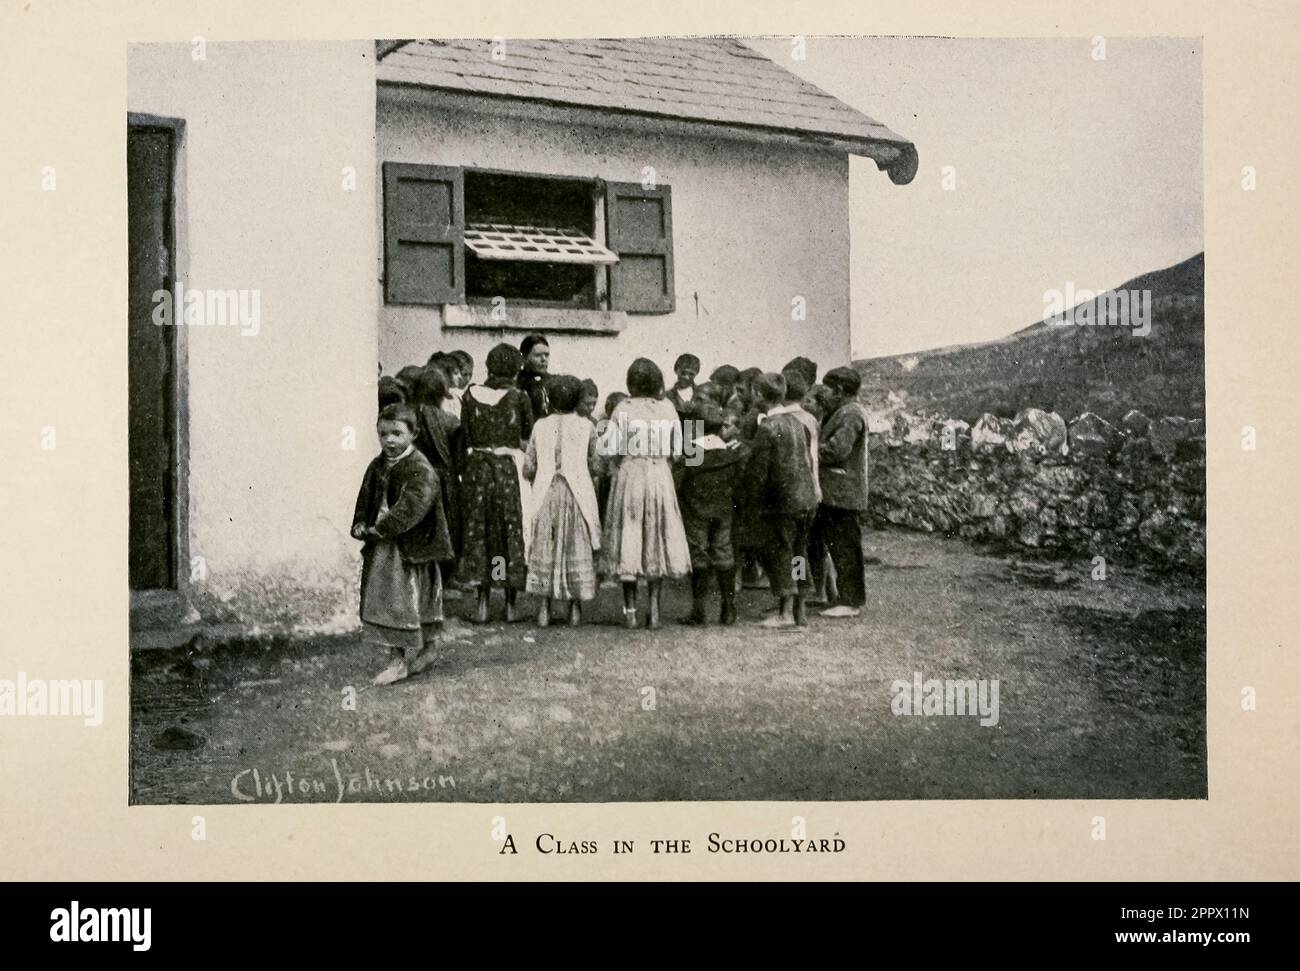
left=130, top=530, right=1206, bottom=804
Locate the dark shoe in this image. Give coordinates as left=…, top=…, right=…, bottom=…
left=408, top=645, right=438, bottom=676
left=716, top=567, right=738, bottom=625
left=683, top=569, right=712, bottom=625
left=793, top=595, right=809, bottom=627
left=741, top=562, right=769, bottom=589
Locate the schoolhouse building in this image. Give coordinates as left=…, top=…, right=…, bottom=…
left=126, top=38, right=916, bottom=640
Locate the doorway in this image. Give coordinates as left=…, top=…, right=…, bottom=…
left=127, top=119, right=180, bottom=593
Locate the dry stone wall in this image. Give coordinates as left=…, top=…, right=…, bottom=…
left=865, top=408, right=1206, bottom=571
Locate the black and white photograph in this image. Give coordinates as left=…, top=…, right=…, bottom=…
left=125, top=34, right=1205, bottom=805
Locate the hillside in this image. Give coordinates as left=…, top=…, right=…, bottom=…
left=855, top=253, right=1205, bottom=424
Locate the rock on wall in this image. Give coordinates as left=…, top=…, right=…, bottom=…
left=866, top=409, right=1206, bottom=571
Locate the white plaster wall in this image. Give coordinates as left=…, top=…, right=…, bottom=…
left=129, top=42, right=378, bottom=631
left=376, top=93, right=852, bottom=397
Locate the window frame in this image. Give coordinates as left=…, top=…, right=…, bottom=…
left=461, top=165, right=609, bottom=312
left=381, top=161, right=675, bottom=318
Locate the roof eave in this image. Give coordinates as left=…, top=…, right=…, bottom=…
left=798, top=131, right=918, bottom=185
left=375, top=39, right=414, bottom=60
left=375, top=77, right=918, bottom=186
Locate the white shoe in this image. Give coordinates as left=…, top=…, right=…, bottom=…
left=819, top=605, right=861, bottom=619
left=371, top=658, right=409, bottom=685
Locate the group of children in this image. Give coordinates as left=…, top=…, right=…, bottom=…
left=353, top=337, right=871, bottom=686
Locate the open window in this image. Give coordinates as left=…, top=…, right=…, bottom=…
left=383, top=163, right=674, bottom=315
left=463, top=170, right=613, bottom=309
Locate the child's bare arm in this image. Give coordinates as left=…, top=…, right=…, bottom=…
left=523, top=432, right=538, bottom=482
left=586, top=425, right=601, bottom=478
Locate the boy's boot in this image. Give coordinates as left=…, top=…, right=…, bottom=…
left=717, top=566, right=738, bottom=625
left=683, top=569, right=711, bottom=625
left=793, top=593, right=809, bottom=627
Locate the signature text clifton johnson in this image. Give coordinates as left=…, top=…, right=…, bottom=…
left=231, top=759, right=455, bottom=803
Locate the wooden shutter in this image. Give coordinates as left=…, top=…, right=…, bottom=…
left=383, top=162, right=464, bottom=305
left=605, top=181, right=674, bottom=313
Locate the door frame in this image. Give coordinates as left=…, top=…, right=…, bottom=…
left=127, top=112, right=194, bottom=633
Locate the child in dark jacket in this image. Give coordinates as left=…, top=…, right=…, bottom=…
left=816, top=366, right=871, bottom=618
left=412, top=366, right=464, bottom=578
left=676, top=407, right=749, bottom=625
left=352, top=404, right=454, bottom=685
left=740, top=372, right=819, bottom=628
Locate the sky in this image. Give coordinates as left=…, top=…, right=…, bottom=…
left=745, top=36, right=1203, bottom=359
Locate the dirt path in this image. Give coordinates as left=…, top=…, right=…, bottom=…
left=130, top=531, right=1205, bottom=803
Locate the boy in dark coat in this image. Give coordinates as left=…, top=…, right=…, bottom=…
left=816, top=366, right=870, bottom=618
left=676, top=406, right=749, bottom=625
left=741, top=373, right=819, bottom=628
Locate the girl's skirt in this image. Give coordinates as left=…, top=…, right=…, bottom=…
left=360, top=541, right=442, bottom=660
left=601, top=456, right=692, bottom=582
left=526, top=475, right=597, bottom=602
left=457, top=449, right=527, bottom=590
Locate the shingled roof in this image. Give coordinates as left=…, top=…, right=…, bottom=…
left=377, top=38, right=917, bottom=184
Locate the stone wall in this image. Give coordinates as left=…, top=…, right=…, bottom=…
left=865, top=408, right=1206, bottom=571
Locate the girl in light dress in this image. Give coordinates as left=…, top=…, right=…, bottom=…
left=599, top=358, right=692, bottom=629
left=524, top=375, right=602, bottom=627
